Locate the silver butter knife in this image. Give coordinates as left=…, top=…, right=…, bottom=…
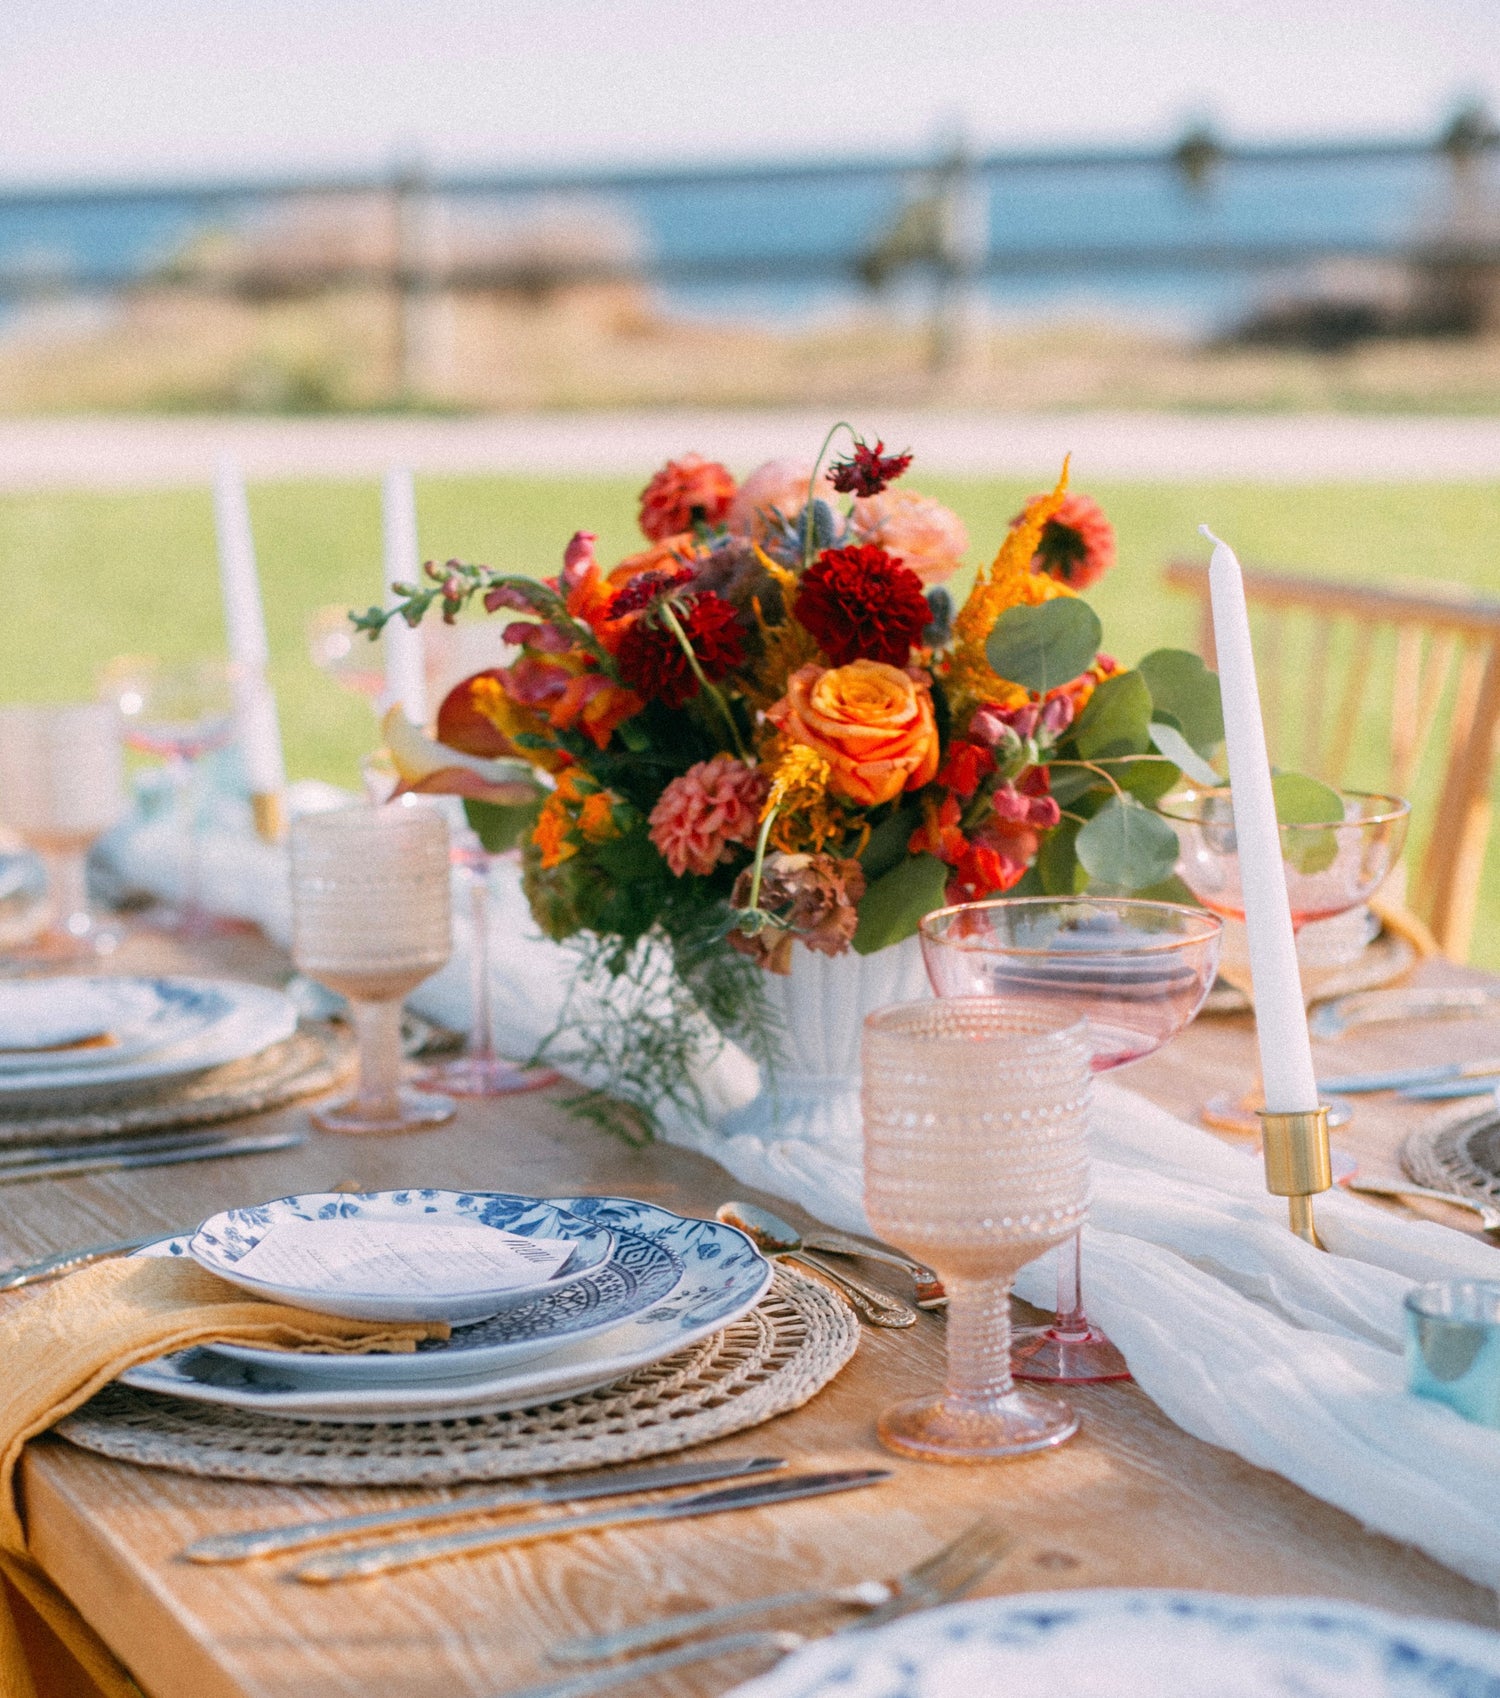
left=0, top=1231, right=168, bottom=1292
left=1320, top=1058, right=1500, bottom=1094
left=1310, top=985, right=1500, bottom=1041
left=183, top=1456, right=786, bottom=1563
left=293, top=1467, right=892, bottom=1584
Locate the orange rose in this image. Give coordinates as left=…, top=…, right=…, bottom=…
left=768, top=660, right=939, bottom=808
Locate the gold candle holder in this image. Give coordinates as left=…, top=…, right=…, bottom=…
left=251, top=791, right=288, bottom=844
left=1257, top=1106, right=1332, bottom=1250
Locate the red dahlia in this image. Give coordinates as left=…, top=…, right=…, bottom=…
left=1027, top=493, right=1116, bottom=589
left=794, top=544, right=930, bottom=668
left=615, top=592, right=745, bottom=709
left=607, top=564, right=696, bottom=619
left=637, top=455, right=737, bottom=542
left=828, top=437, right=913, bottom=498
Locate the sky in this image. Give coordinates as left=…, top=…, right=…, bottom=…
left=0, top=0, right=1495, bottom=185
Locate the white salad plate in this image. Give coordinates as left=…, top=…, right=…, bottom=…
left=185, top=1189, right=617, bottom=1326
left=118, top=1198, right=773, bottom=1422
left=0, top=978, right=297, bottom=1095
left=730, top=1590, right=1500, bottom=1698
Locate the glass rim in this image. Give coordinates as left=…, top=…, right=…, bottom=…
left=1404, top=1279, right=1500, bottom=1323
left=919, top=895, right=1223, bottom=957
left=291, top=800, right=449, bottom=838
left=863, top=994, right=1091, bottom=1052
left=1157, top=786, right=1411, bottom=831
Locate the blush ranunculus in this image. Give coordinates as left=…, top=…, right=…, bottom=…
left=767, top=660, right=939, bottom=808
left=849, top=488, right=968, bottom=586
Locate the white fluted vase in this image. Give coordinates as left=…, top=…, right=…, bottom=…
left=716, top=936, right=931, bottom=1177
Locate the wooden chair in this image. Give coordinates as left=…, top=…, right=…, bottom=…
left=1163, top=560, right=1500, bottom=962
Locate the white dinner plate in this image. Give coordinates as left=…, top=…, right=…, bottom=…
left=0, top=977, right=231, bottom=1072
left=118, top=1198, right=773, bottom=1421
left=728, top=1590, right=1500, bottom=1698
left=186, top=1189, right=618, bottom=1326
left=0, top=979, right=297, bottom=1096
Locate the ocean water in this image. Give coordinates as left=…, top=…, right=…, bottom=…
left=0, top=151, right=1482, bottom=334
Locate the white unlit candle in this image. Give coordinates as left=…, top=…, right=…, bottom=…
left=382, top=468, right=428, bottom=727
left=213, top=460, right=286, bottom=798
left=1202, top=525, right=1319, bottom=1114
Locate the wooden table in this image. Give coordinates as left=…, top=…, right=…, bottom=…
left=8, top=929, right=1500, bottom=1698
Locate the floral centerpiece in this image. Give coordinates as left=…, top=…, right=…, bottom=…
left=362, top=428, right=1224, bottom=1138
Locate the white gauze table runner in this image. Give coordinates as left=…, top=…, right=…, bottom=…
left=106, top=807, right=1500, bottom=1589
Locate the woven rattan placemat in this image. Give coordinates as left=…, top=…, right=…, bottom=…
left=0, top=1026, right=350, bottom=1146
left=55, top=1267, right=860, bottom=1487
left=1402, top=1101, right=1500, bottom=1205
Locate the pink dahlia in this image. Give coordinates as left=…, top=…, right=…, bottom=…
left=849, top=488, right=968, bottom=586
left=648, top=757, right=769, bottom=878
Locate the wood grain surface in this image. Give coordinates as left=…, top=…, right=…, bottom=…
left=6, top=926, right=1500, bottom=1698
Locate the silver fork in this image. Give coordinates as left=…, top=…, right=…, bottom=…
left=534, top=1516, right=1012, bottom=1690
left=1345, top=1179, right=1500, bottom=1233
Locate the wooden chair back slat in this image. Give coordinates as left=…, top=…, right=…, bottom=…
left=1163, top=559, right=1500, bottom=961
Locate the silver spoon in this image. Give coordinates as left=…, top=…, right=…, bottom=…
left=715, top=1202, right=918, bottom=1327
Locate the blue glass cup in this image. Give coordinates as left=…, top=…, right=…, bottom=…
left=1405, top=1281, right=1500, bottom=1427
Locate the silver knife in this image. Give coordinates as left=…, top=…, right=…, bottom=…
left=0, top=1231, right=168, bottom=1291
left=0, top=1125, right=305, bottom=1185
left=1320, top=1058, right=1500, bottom=1094
left=293, top=1468, right=893, bottom=1584
left=184, top=1456, right=787, bottom=1563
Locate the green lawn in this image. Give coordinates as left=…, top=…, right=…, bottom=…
left=3, top=474, right=1498, bottom=959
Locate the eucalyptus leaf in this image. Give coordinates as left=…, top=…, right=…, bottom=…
left=1149, top=720, right=1221, bottom=787
left=985, top=598, right=1102, bottom=696
left=1037, top=817, right=1088, bottom=894
left=1116, top=755, right=1181, bottom=805
left=1070, top=670, right=1153, bottom=760
left=1272, top=770, right=1343, bottom=875
left=1138, top=648, right=1225, bottom=756
left=852, top=854, right=950, bottom=955
left=1075, top=794, right=1181, bottom=890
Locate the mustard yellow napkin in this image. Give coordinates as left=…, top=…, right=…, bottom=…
left=0, top=1256, right=446, bottom=1698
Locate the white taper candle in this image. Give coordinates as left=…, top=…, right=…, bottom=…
left=1201, top=525, right=1319, bottom=1112
left=381, top=468, right=428, bottom=727
left=213, top=460, right=287, bottom=812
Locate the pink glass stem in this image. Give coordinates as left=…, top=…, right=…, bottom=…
left=944, top=1273, right=1018, bottom=1414
left=349, top=998, right=405, bottom=1122
left=1054, top=1232, right=1087, bottom=1338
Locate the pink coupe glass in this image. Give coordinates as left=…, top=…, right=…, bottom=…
left=919, top=896, right=1222, bottom=1383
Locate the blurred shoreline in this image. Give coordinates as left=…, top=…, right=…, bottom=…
left=0, top=409, right=1497, bottom=490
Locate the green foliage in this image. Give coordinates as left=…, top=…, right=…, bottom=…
left=852, top=854, right=950, bottom=955
left=1272, top=771, right=1344, bottom=874
left=1075, top=794, right=1182, bottom=889
left=985, top=598, right=1103, bottom=695
left=463, top=796, right=543, bottom=853
left=1070, top=670, right=1153, bottom=760
left=1137, top=648, right=1225, bottom=756
left=858, top=801, right=925, bottom=882
left=1036, top=817, right=1088, bottom=894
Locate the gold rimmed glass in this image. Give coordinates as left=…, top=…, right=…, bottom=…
left=290, top=802, right=455, bottom=1134
left=1160, top=787, right=1410, bottom=1134
left=862, top=997, right=1092, bottom=1461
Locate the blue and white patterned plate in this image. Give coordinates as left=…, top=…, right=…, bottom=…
left=727, top=1591, right=1500, bottom=1698
left=187, top=1190, right=616, bottom=1325
left=118, top=1197, right=773, bottom=1421
left=205, top=1196, right=666, bottom=1379
left=0, top=978, right=296, bottom=1095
